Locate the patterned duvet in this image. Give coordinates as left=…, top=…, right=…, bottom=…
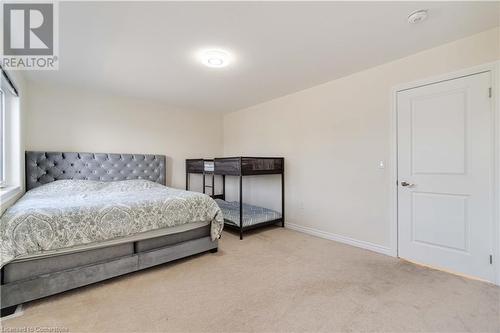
left=0, top=180, right=224, bottom=267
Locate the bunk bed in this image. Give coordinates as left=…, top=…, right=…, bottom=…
left=186, top=157, right=284, bottom=239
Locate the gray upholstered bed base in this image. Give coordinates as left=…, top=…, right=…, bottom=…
left=0, top=151, right=218, bottom=315
left=1, top=227, right=217, bottom=309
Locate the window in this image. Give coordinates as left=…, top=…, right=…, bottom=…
left=0, top=69, right=21, bottom=203
left=0, top=88, right=4, bottom=186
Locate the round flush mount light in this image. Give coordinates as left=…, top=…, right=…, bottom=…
left=199, top=49, right=232, bottom=68
left=408, top=9, right=428, bottom=24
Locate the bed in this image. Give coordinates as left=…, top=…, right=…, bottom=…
left=0, top=151, right=223, bottom=316
left=213, top=157, right=285, bottom=239
left=215, top=199, right=282, bottom=228
left=185, top=157, right=285, bottom=239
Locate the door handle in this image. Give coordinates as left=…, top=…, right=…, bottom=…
left=400, top=181, right=415, bottom=187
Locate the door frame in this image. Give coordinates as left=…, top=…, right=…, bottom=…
left=390, top=61, right=500, bottom=285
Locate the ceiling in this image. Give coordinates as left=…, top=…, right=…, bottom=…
left=25, top=1, right=500, bottom=113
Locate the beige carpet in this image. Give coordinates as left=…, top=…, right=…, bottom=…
left=2, top=227, right=499, bottom=332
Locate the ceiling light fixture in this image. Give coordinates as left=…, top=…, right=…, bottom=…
left=199, top=49, right=232, bottom=68
left=408, top=9, right=428, bottom=24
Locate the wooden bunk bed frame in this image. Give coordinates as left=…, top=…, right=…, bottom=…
left=186, top=157, right=284, bottom=239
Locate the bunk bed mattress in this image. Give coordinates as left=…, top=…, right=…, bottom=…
left=0, top=179, right=224, bottom=267
left=215, top=199, right=281, bottom=227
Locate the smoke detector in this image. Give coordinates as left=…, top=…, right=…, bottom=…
left=408, top=9, right=428, bottom=24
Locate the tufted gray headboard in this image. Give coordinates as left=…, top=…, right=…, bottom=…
left=26, top=151, right=166, bottom=191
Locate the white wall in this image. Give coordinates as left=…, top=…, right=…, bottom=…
left=25, top=81, right=223, bottom=191
left=223, top=28, right=500, bottom=252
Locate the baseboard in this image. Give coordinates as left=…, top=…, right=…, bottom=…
left=286, top=223, right=393, bottom=256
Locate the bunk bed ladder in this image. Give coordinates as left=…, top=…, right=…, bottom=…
left=202, top=172, right=215, bottom=196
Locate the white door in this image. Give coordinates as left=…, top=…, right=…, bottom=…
left=397, top=71, right=494, bottom=282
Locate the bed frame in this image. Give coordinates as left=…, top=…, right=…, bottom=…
left=186, top=157, right=284, bottom=240
left=214, top=157, right=285, bottom=239
left=0, top=151, right=218, bottom=317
